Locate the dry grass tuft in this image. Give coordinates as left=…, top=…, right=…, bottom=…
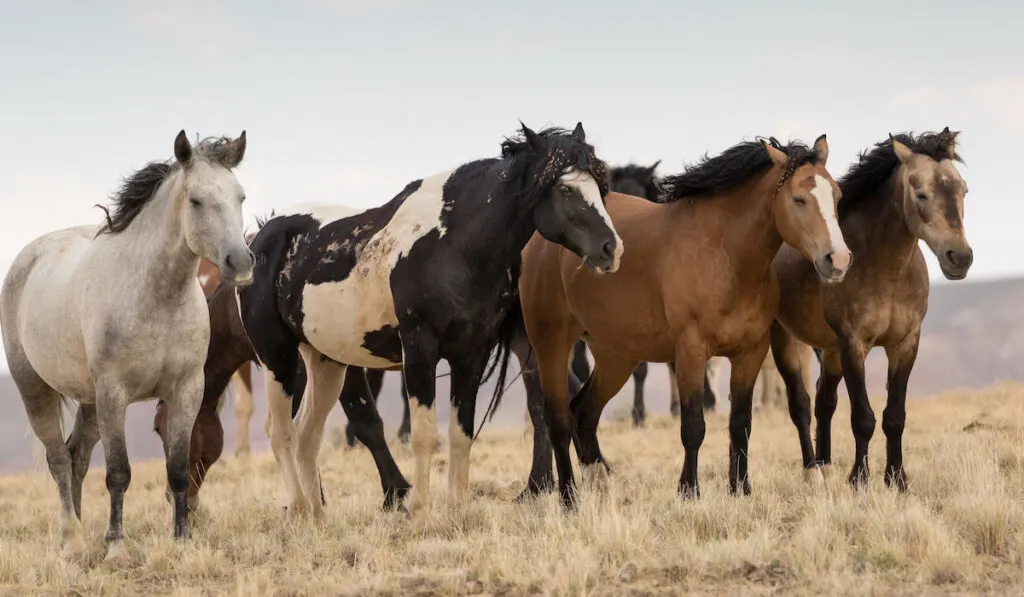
left=2, top=383, right=1024, bottom=595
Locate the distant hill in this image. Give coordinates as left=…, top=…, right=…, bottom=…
left=1, top=275, right=1021, bottom=474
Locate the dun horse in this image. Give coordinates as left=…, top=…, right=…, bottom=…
left=239, top=123, right=622, bottom=521
left=519, top=135, right=850, bottom=506
left=0, top=131, right=252, bottom=559
left=771, top=128, right=972, bottom=489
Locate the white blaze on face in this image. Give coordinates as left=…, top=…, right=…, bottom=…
left=559, top=169, right=624, bottom=267
left=810, top=174, right=850, bottom=269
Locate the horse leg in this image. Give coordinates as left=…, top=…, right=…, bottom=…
left=66, top=404, right=99, bottom=521
left=674, top=346, right=709, bottom=498
left=770, top=321, right=818, bottom=480
left=570, top=341, right=590, bottom=387
left=157, top=370, right=204, bottom=547
left=232, top=365, right=254, bottom=456
left=447, top=349, right=491, bottom=505
left=400, top=328, right=440, bottom=522
left=515, top=327, right=555, bottom=501
left=336, top=366, right=411, bottom=510
left=727, top=338, right=770, bottom=496
left=837, top=336, right=874, bottom=487
left=14, top=365, right=82, bottom=557
left=184, top=402, right=223, bottom=512
left=630, top=362, right=648, bottom=427
left=261, top=342, right=307, bottom=517
left=93, top=382, right=134, bottom=561
left=706, top=358, right=724, bottom=411
left=293, top=346, right=347, bottom=519
left=398, top=373, right=411, bottom=444
left=882, top=330, right=919, bottom=492
left=813, top=349, right=843, bottom=468
left=701, top=363, right=715, bottom=412
left=668, top=362, right=681, bottom=417
left=570, top=343, right=638, bottom=477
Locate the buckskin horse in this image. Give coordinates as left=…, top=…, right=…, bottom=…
left=239, top=123, right=622, bottom=522
left=771, top=128, right=972, bottom=490
left=518, top=135, right=850, bottom=506
left=0, top=131, right=252, bottom=560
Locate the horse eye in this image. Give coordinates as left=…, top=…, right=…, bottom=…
left=189, top=197, right=201, bottom=207
left=916, top=193, right=928, bottom=202
left=559, top=185, right=572, bottom=195
left=794, top=197, right=807, bottom=205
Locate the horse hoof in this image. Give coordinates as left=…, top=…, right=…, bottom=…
left=885, top=467, right=909, bottom=492
left=60, top=535, right=88, bottom=560
left=103, top=541, right=130, bottom=565
left=803, top=466, right=827, bottom=488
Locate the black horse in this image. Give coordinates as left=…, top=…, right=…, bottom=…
left=238, top=122, right=623, bottom=519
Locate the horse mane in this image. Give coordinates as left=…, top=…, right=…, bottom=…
left=659, top=137, right=818, bottom=202
left=95, top=135, right=245, bottom=236
left=254, top=210, right=277, bottom=230
left=838, top=129, right=963, bottom=217
left=499, top=126, right=610, bottom=205
left=610, top=162, right=661, bottom=202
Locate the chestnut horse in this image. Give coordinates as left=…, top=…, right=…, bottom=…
left=519, top=135, right=850, bottom=506
left=771, top=128, right=972, bottom=489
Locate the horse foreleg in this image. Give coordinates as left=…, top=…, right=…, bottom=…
left=727, top=339, right=770, bottom=496
left=516, top=328, right=555, bottom=501
left=400, top=329, right=440, bottom=523
left=813, top=349, right=843, bottom=468
left=770, top=321, right=819, bottom=481
left=95, top=383, right=135, bottom=561
left=882, top=330, right=919, bottom=492
left=232, top=365, right=254, bottom=456
left=293, top=346, right=346, bottom=519
left=67, top=404, right=100, bottom=520
left=570, top=343, right=638, bottom=486
left=159, top=371, right=204, bottom=545
left=447, top=349, right=491, bottom=506
left=837, top=335, right=874, bottom=487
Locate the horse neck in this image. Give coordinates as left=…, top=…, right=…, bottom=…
left=118, top=173, right=200, bottom=297
left=712, top=171, right=784, bottom=281
left=843, top=169, right=918, bottom=272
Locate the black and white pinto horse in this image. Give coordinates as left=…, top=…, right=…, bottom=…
left=239, top=123, right=623, bottom=521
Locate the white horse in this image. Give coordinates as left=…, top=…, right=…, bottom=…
left=0, top=130, right=252, bottom=561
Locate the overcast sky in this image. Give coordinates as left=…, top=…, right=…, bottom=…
left=0, top=1, right=1019, bottom=372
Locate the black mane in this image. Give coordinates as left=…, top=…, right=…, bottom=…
left=96, top=135, right=244, bottom=235
left=499, top=126, right=610, bottom=207
left=610, top=163, right=661, bottom=202
left=659, top=137, right=819, bottom=202
left=838, top=129, right=963, bottom=217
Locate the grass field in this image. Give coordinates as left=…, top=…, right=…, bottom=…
left=2, top=383, right=1024, bottom=596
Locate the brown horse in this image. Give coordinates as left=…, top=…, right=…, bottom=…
left=771, top=128, right=972, bottom=489
left=519, top=135, right=850, bottom=506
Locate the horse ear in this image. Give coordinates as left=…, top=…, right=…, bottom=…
left=572, top=121, right=586, bottom=143
left=174, top=130, right=193, bottom=167
left=222, top=130, right=247, bottom=168
left=520, top=121, right=543, bottom=151
left=813, top=134, right=829, bottom=165
left=761, top=140, right=789, bottom=168
left=648, top=160, right=661, bottom=174
left=890, top=134, right=914, bottom=163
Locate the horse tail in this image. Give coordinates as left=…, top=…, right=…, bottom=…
left=473, top=296, right=526, bottom=441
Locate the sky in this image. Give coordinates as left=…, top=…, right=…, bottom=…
left=0, top=0, right=1019, bottom=372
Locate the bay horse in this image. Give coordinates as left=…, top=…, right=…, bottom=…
left=240, top=122, right=622, bottom=521
left=0, top=131, right=252, bottom=560
left=519, top=135, right=851, bottom=506
left=771, top=128, right=972, bottom=489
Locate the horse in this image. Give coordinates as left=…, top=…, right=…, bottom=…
left=0, top=130, right=252, bottom=560
left=518, top=134, right=850, bottom=506
left=770, top=128, right=972, bottom=489
left=238, top=122, right=622, bottom=521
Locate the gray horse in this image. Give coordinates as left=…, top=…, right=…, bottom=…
left=0, top=130, right=252, bottom=561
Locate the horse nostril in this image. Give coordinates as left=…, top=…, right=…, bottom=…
left=225, top=254, right=234, bottom=270
left=601, top=240, right=615, bottom=258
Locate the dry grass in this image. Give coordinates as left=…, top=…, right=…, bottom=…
left=2, top=383, right=1024, bottom=596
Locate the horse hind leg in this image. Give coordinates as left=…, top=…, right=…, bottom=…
left=630, top=362, right=649, bottom=427
left=293, top=346, right=347, bottom=518
left=65, top=404, right=100, bottom=520
left=13, top=364, right=84, bottom=557
left=232, top=365, right=254, bottom=456
left=570, top=343, right=639, bottom=486
left=770, top=322, right=820, bottom=484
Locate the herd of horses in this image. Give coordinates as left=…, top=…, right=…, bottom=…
left=0, top=122, right=971, bottom=561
